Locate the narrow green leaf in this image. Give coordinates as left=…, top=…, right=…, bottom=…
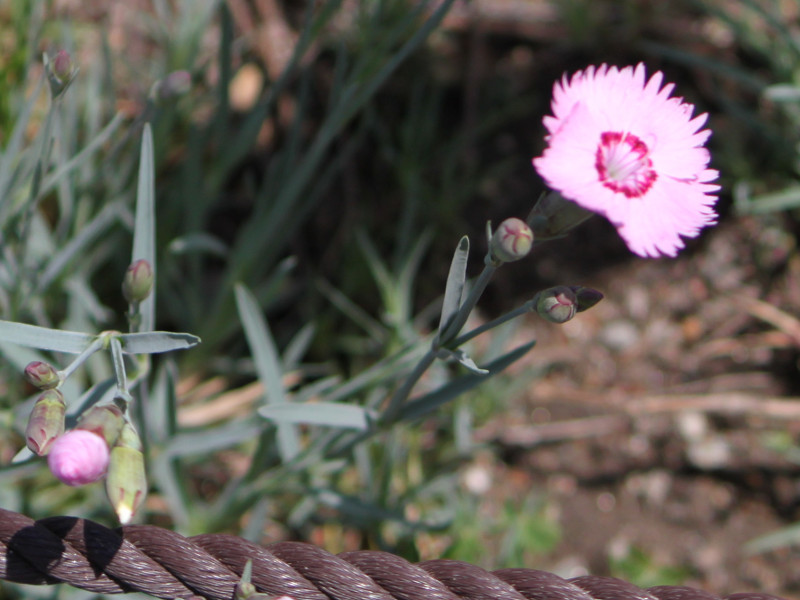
left=109, top=336, right=128, bottom=393
left=435, top=348, right=489, bottom=375
left=739, top=185, right=800, bottom=214
left=133, top=123, right=156, bottom=332
left=400, top=340, right=537, bottom=421
left=39, top=112, right=126, bottom=197
left=437, top=236, right=469, bottom=341
left=149, top=456, right=192, bottom=528
left=119, top=331, right=201, bottom=354
left=283, top=322, right=316, bottom=371
left=39, top=202, right=123, bottom=290
left=235, top=283, right=301, bottom=462
left=746, top=522, right=800, bottom=554
left=168, top=232, right=229, bottom=257
left=163, top=419, right=263, bottom=457
left=0, top=77, right=44, bottom=207
left=258, top=402, right=370, bottom=430
left=764, top=84, right=800, bottom=102
left=317, top=277, right=386, bottom=343
left=0, top=321, right=94, bottom=354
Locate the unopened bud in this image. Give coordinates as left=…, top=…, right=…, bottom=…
left=122, top=259, right=154, bottom=304
left=45, top=50, right=78, bottom=97
left=26, top=390, right=66, bottom=455
left=24, top=361, right=60, bottom=389
left=53, top=50, right=72, bottom=79
left=77, top=404, right=124, bottom=447
left=527, top=191, right=594, bottom=240
left=570, top=286, right=604, bottom=312
left=490, top=218, right=533, bottom=263
left=106, top=423, right=147, bottom=524
left=534, top=286, right=577, bottom=323
left=48, top=429, right=110, bottom=486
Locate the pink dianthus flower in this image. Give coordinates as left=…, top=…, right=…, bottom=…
left=47, top=429, right=110, bottom=486
left=532, top=63, right=720, bottom=258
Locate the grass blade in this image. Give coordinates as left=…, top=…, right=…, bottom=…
left=235, top=283, right=301, bottom=462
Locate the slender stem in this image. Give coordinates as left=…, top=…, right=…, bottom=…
left=450, top=298, right=537, bottom=348
left=437, top=261, right=497, bottom=346
left=57, top=336, right=104, bottom=382
left=381, top=349, right=436, bottom=424
left=109, top=336, right=128, bottom=395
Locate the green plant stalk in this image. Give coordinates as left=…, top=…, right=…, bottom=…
left=451, top=301, right=535, bottom=348
left=438, top=261, right=497, bottom=345
left=383, top=257, right=503, bottom=422
left=381, top=349, right=437, bottom=424
left=57, top=336, right=105, bottom=382
left=13, top=93, right=61, bottom=317
left=109, top=336, right=132, bottom=405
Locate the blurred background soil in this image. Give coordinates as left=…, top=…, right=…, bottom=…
left=471, top=214, right=800, bottom=596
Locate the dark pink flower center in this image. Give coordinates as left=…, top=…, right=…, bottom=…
left=595, top=131, right=657, bottom=198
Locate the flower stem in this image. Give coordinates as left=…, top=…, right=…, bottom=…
left=57, top=336, right=104, bottom=382
left=451, top=298, right=536, bottom=347
left=437, top=260, right=497, bottom=346
left=381, top=349, right=437, bottom=424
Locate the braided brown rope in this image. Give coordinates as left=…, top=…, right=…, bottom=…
left=0, top=508, right=786, bottom=600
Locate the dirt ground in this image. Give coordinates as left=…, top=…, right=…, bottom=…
left=473, top=214, right=800, bottom=598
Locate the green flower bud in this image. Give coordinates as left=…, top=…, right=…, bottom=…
left=490, top=218, right=534, bottom=263
left=570, top=286, right=604, bottom=312
left=45, top=50, right=78, bottom=98
left=26, top=390, right=66, bottom=455
left=122, top=259, right=154, bottom=304
left=77, top=404, right=124, bottom=447
left=527, top=191, right=594, bottom=240
left=534, top=286, right=577, bottom=324
left=24, top=361, right=61, bottom=390
left=106, top=423, right=147, bottom=524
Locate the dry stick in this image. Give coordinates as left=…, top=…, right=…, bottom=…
left=0, top=508, right=786, bottom=600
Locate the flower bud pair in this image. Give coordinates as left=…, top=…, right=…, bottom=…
left=47, top=404, right=124, bottom=487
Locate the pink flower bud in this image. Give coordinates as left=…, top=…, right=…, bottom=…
left=78, top=404, right=124, bottom=446
left=52, top=50, right=73, bottom=80
left=45, top=49, right=78, bottom=97
left=26, top=390, right=66, bottom=455
left=534, top=286, right=577, bottom=324
left=490, top=218, right=533, bottom=263
left=48, top=430, right=110, bottom=486
left=23, top=361, right=60, bottom=389
left=122, top=259, right=154, bottom=304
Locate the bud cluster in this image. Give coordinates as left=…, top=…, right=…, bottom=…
left=21, top=359, right=148, bottom=523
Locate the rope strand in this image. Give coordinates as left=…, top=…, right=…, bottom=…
left=0, top=509, right=786, bottom=600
